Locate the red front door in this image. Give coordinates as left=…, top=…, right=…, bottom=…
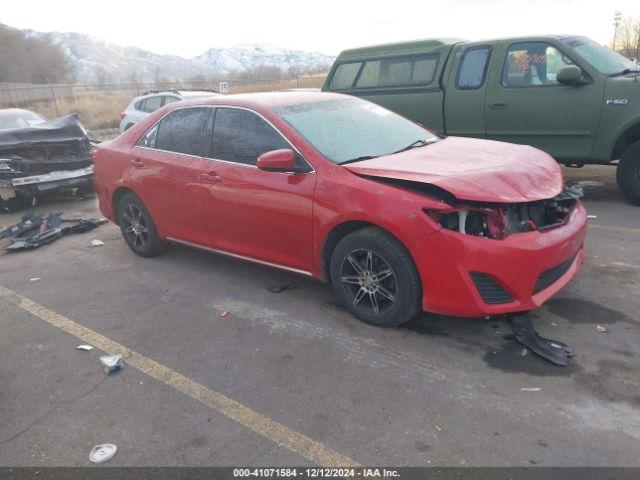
left=200, top=107, right=316, bottom=271
left=201, top=159, right=316, bottom=270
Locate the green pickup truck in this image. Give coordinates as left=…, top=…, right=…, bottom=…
left=322, top=36, right=640, bottom=204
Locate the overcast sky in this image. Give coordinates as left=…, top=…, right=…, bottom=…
left=2, top=0, right=640, bottom=57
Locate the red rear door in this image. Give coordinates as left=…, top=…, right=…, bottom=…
left=129, top=107, right=211, bottom=243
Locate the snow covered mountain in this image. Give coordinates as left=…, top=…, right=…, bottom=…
left=194, top=44, right=333, bottom=75
left=23, top=29, right=334, bottom=83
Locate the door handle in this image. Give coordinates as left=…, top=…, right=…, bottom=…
left=489, top=102, right=510, bottom=109
left=201, top=172, right=222, bottom=184
left=130, top=158, right=145, bottom=168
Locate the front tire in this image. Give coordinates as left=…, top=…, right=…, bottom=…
left=116, top=192, right=168, bottom=257
left=330, top=227, right=421, bottom=327
left=617, top=141, right=640, bottom=206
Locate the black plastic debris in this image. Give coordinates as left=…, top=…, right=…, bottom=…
left=0, top=211, right=107, bottom=252
left=267, top=281, right=298, bottom=293
left=554, top=184, right=584, bottom=201
left=0, top=211, right=46, bottom=239
left=510, top=313, right=573, bottom=366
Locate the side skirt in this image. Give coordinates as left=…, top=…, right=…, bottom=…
left=166, top=236, right=314, bottom=277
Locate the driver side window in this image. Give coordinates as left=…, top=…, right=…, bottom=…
left=209, top=108, right=290, bottom=165
left=502, top=42, right=574, bottom=87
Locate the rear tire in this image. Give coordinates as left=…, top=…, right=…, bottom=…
left=617, top=141, right=640, bottom=206
left=116, top=192, right=168, bottom=257
left=330, top=227, right=421, bottom=327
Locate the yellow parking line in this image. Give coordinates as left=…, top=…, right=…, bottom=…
left=0, top=285, right=358, bottom=467
left=589, top=224, right=640, bottom=234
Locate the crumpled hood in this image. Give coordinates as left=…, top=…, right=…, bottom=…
left=343, top=136, right=563, bottom=203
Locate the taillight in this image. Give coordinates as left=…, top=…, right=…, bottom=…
left=119, top=112, right=126, bottom=119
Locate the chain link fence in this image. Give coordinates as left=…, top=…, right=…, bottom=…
left=0, top=76, right=326, bottom=130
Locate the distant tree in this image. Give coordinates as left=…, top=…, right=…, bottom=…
left=230, top=65, right=285, bottom=82
left=0, top=23, right=71, bottom=83
left=617, top=17, right=640, bottom=60
left=185, top=74, right=209, bottom=89
left=94, top=66, right=113, bottom=85
left=287, top=65, right=302, bottom=79
left=127, top=70, right=141, bottom=85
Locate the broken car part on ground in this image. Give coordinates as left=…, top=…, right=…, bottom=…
left=0, top=211, right=107, bottom=251
left=510, top=313, right=573, bottom=366
left=0, top=114, right=94, bottom=212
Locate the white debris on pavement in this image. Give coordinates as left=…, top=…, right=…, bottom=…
left=100, top=354, right=123, bottom=374
left=89, top=443, right=117, bottom=463
left=91, top=239, right=105, bottom=247
left=76, top=344, right=94, bottom=351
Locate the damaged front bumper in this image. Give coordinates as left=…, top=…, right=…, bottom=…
left=414, top=201, right=588, bottom=318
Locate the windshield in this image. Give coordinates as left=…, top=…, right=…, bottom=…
left=561, top=36, right=636, bottom=75
left=0, top=110, right=46, bottom=131
left=275, top=97, right=438, bottom=164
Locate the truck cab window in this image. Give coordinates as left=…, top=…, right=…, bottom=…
left=330, top=63, right=362, bottom=90
left=355, top=55, right=439, bottom=89
left=502, top=42, right=574, bottom=87
left=456, top=46, right=491, bottom=89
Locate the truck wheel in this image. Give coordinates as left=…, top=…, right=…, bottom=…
left=116, top=192, right=168, bottom=257
left=617, top=141, right=640, bottom=206
left=330, top=227, right=421, bottom=327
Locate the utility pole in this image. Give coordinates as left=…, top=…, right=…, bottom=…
left=612, top=10, right=622, bottom=51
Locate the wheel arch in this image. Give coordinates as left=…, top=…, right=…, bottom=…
left=319, top=220, right=419, bottom=285
left=611, top=120, right=640, bottom=161
left=111, top=187, right=136, bottom=225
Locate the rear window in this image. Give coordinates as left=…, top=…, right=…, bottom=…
left=330, top=54, right=439, bottom=90
left=140, top=96, right=163, bottom=113
left=0, top=110, right=46, bottom=130
left=163, top=96, right=180, bottom=105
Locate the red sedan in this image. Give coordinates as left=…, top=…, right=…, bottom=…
left=93, top=92, right=586, bottom=326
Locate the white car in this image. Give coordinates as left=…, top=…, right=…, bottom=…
left=119, top=90, right=222, bottom=132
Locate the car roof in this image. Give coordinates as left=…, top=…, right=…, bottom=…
left=177, top=91, right=351, bottom=111
left=177, top=90, right=222, bottom=97
left=0, top=108, right=42, bottom=117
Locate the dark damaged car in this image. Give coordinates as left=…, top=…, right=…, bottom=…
left=0, top=109, right=94, bottom=211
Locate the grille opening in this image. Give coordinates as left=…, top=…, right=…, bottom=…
left=470, top=272, right=514, bottom=304
left=534, top=253, right=577, bottom=294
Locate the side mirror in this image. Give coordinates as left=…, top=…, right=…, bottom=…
left=556, top=65, right=584, bottom=85
left=256, top=149, right=296, bottom=172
